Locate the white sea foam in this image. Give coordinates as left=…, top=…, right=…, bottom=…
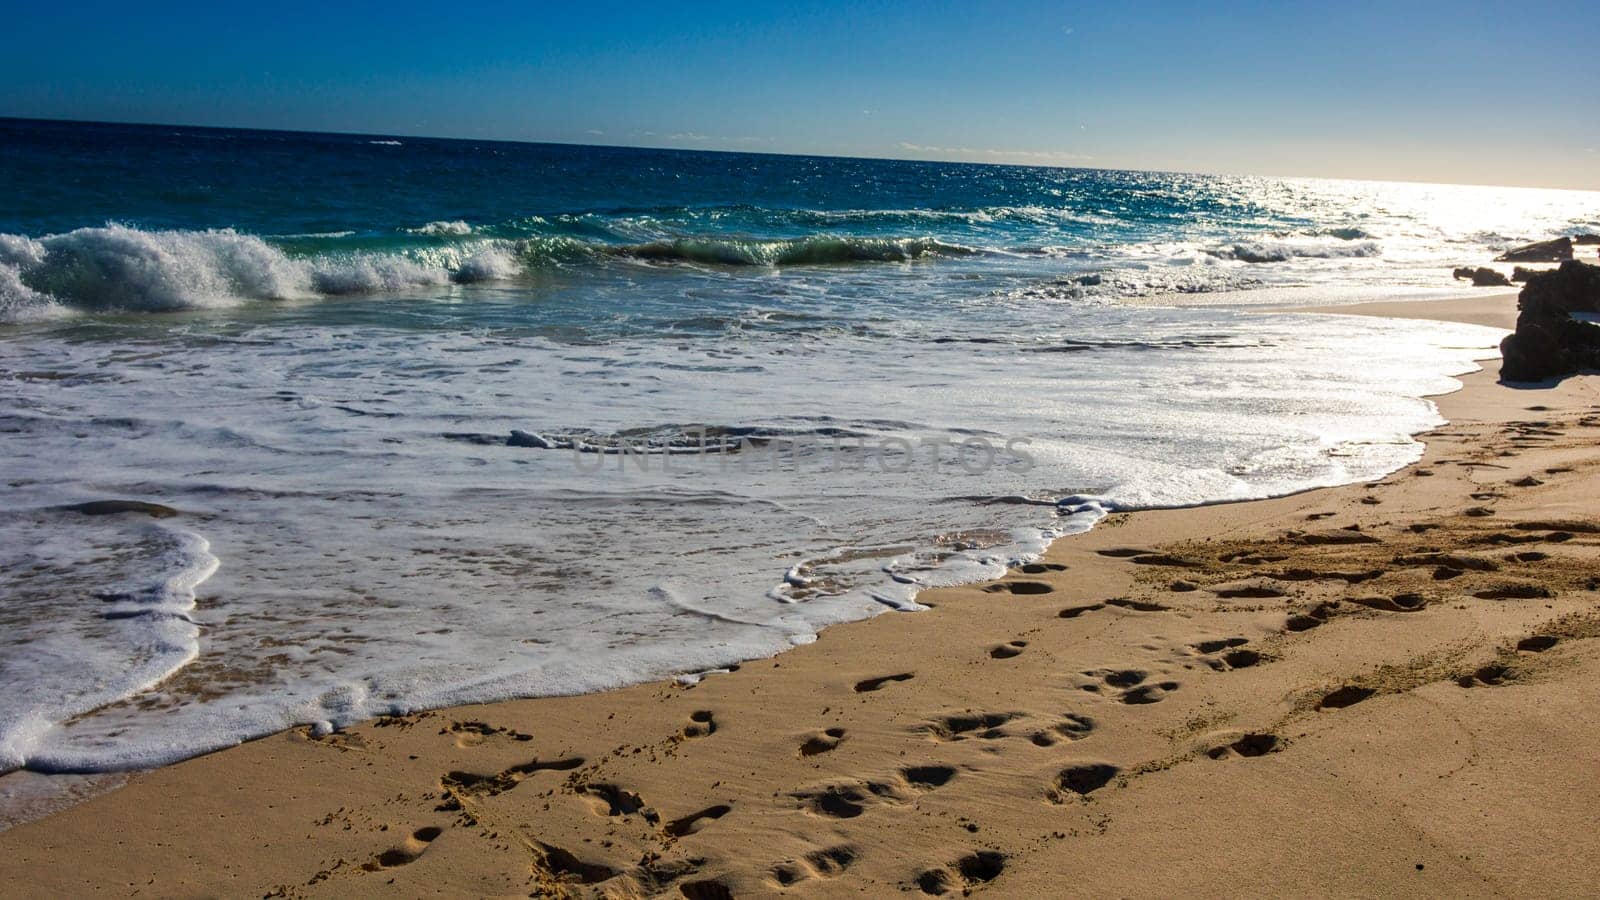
left=452, top=245, right=522, bottom=282
left=0, top=225, right=528, bottom=319
left=0, top=519, right=217, bottom=772
left=409, top=220, right=475, bottom=236
left=1209, top=238, right=1383, bottom=263
left=0, top=305, right=1505, bottom=771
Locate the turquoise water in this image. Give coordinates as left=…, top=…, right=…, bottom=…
left=0, top=118, right=1589, bottom=772
left=6, top=117, right=1595, bottom=331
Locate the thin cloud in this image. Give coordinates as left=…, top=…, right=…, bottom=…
left=653, top=132, right=776, bottom=146
left=896, top=141, right=1092, bottom=164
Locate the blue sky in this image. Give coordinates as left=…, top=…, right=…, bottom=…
left=3, top=0, right=1597, bottom=188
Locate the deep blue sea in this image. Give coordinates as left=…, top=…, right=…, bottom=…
left=0, top=117, right=1592, bottom=772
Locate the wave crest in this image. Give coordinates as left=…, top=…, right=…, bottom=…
left=619, top=235, right=973, bottom=266
left=0, top=224, right=981, bottom=320
left=1208, top=239, right=1381, bottom=264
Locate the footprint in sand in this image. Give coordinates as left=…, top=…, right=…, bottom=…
left=1516, top=635, right=1559, bottom=652
left=901, top=765, right=958, bottom=788
left=442, top=719, right=532, bottom=749
left=1060, top=597, right=1169, bottom=619
left=1029, top=713, right=1095, bottom=747
left=362, top=826, right=443, bottom=872
left=437, top=755, right=584, bottom=804
left=799, top=847, right=857, bottom=880
left=1456, top=663, right=1514, bottom=688
left=1395, top=552, right=1500, bottom=573
left=1211, top=580, right=1290, bottom=599
left=916, top=850, right=1006, bottom=895
left=528, top=841, right=619, bottom=886
left=770, top=845, right=858, bottom=883
left=1047, top=763, right=1119, bottom=801
left=681, top=710, right=717, bottom=738
left=989, top=640, right=1027, bottom=659
left=580, top=783, right=655, bottom=821
left=791, top=784, right=874, bottom=819
left=791, top=765, right=957, bottom=818
left=1191, top=637, right=1262, bottom=671
left=1105, top=597, right=1170, bottom=612
left=1317, top=685, right=1375, bottom=710
left=798, top=727, right=846, bottom=757
left=662, top=804, right=731, bottom=838
left=1350, top=589, right=1427, bottom=608
left=1078, top=669, right=1180, bottom=705
left=1019, top=562, right=1068, bottom=574
left=1205, top=733, right=1282, bottom=759
left=1129, top=553, right=1205, bottom=568
left=678, top=880, right=736, bottom=900
left=1285, top=601, right=1341, bottom=632
left=917, top=711, right=1018, bottom=742
left=1193, top=637, right=1248, bottom=654
left=1291, top=529, right=1382, bottom=546
left=855, top=672, right=914, bottom=693
left=983, top=580, right=1054, bottom=595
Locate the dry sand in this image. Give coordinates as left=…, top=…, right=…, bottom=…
left=4, top=291, right=1599, bottom=898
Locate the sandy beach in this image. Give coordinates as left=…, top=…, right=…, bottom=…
left=3, top=291, right=1598, bottom=898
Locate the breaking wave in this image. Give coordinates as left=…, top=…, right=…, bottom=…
left=1208, top=238, right=1382, bottom=263
left=617, top=235, right=974, bottom=266
left=0, top=224, right=977, bottom=319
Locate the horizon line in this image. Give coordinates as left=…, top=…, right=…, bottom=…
left=6, top=113, right=1598, bottom=196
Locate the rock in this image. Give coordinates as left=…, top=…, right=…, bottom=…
left=1452, top=266, right=1511, bottom=286
left=1495, top=236, right=1573, bottom=263
left=1511, top=266, right=1548, bottom=283
left=1499, top=260, right=1600, bottom=382
left=1574, top=234, right=1600, bottom=246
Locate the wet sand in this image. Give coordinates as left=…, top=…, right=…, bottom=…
left=5, top=291, right=1600, bottom=898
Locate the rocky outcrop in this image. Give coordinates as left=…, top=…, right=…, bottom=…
left=1574, top=234, right=1600, bottom=246
left=1511, top=266, right=1546, bottom=283
left=1453, top=266, right=1512, bottom=286
left=1495, top=236, right=1573, bottom=263
left=1499, top=260, right=1600, bottom=382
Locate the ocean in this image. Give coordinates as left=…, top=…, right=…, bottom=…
left=1, top=117, right=1593, bottom=773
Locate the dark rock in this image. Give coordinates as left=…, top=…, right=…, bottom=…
left=1495, top=237, right=1573, bottom=263
left=1511, top=266, right=1548, bottom=283
left=1452, top=266, right=1511, bottom=287
left=1574, top=234, right=1600, bottom=246
left=1499, top=260, right=1600, bottom=382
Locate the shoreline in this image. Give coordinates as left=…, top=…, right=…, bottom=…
left=6, top=291, right=1600, bottom=896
